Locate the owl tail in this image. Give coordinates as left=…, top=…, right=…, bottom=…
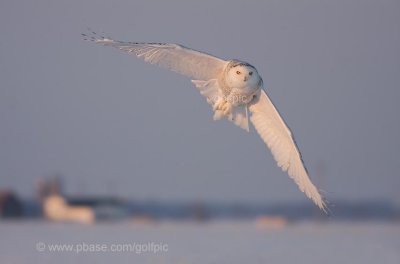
left=229, top=105, right=249, bottom=132
left=192, top=79, right=249, bottom=132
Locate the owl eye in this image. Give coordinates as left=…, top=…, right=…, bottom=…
left=236, top=71, right=241, bottom=75
left=249, top=71, right=253, bottom=76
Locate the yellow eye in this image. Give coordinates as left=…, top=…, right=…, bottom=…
left=236, top=71, right=241, bottom=75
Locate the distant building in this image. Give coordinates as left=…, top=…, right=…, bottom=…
left=0, top=190, right=23, bottom=218
left=43, top=195, right=94, bottom=224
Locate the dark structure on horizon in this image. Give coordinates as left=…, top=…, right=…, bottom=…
left=0, top=190, right=23, bottom=218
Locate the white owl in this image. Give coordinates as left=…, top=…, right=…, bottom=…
left=83, top=32, right=326, bottom=211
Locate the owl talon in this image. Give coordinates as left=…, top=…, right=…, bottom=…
left=213, top=98, right=226, bottom=112
left=212, top=103, right=220, bottom=112
left=222, top=103, right=232, bottom=115
left=223, top=106, right=231, bottom=115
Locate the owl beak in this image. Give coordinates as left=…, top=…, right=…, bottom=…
left=244, top=76, right=248, bottom=82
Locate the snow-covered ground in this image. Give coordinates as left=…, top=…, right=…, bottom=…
left=0, top=220, right=399, bottom=264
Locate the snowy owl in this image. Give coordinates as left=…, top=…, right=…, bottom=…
left=82, top=32, right=326, bottom=211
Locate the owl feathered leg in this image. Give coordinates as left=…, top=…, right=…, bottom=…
left=191, top=79, right=249, bottom=131
left=212, top=100, right=249, bottom=131
left=212, top=98, right=230, bottom=121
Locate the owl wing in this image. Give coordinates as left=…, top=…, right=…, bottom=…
left=249, top=89, right=326, bottom=211
left=82, top=32, right=226, bottom=80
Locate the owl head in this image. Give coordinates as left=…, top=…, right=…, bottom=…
left=225, top=60, right=261, bottom=89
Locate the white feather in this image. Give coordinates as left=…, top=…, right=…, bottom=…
left=84, top=33, right=226, bottom=80
left=249, top=89, right=326, bottom=211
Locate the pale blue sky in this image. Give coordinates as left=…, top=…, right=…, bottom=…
left=0, top=0, right=399, bottom=205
